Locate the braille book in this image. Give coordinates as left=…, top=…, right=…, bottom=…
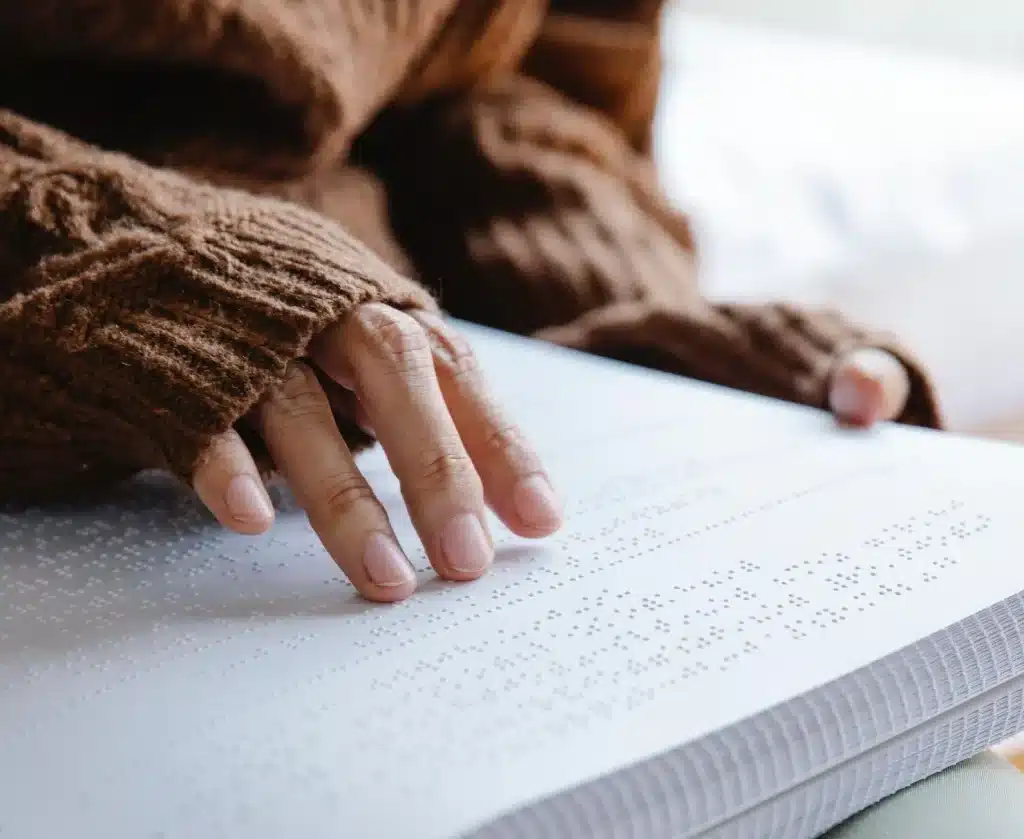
left=4, top=323, right=1024, bottom=839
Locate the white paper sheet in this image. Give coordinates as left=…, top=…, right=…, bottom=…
left=4, top=324, right=1024, bottom=839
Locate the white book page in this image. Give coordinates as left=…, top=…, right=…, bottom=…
left=4, top=324, right=1024, bottom=839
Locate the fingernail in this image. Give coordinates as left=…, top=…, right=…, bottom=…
left=831, top=374, right=882, bottom=426
left=513, top=475, right=563, bottom=529
left=225, top=474, right=274, bottom=525
left=440, top=513, right=493, bottom=575
left=363, top=532, right=417, bottom=589
left=830, top=378, right=863, bottom=419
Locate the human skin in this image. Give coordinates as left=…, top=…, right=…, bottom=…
left=189, top=303, right=910, bottom=603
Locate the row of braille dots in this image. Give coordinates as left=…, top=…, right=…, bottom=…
left=338, top=523, right=764, bottom=657
left=300, top=703, right=595, bottom=789
left=647, top=544, right=929, bottom=643
left=542, top=514, right=766, bottom=599
left=355, top=591, right=731, bottom=699
left=766, top=506, right=992, bottom=637
left=684, top=586, right=840, bottom=645
left=179, top=506, right=986, bottom=773
left=467, top=644, right=741, bottom=762
left=0, top=504, right=212, bottom=561
left=20, top=531, right=341, bottom=676
left=598, top=470, right=871, bottom=566
left=264, top=665, right=589, bottom=767
left=306, top=648, right=734, bottom=778
left=860, top=503, right=980, bottom=546
left=11, top=512, right=348, bottom=657
left=458, top=566, right=773, bottom=667
left=2, top=506, right=942, bottom=774
left=173, top=563, right=577, bottom=686
left=0, top=544, right=246, bottom=652
left=562, top=484, right=719, bottom=546
left=229, top=601, right=779, bottom=777
left=2, top=510, right=235, bottom=590
left=4, top=528, right=823, bottom=737
left=8, top=512, right=630, bottom=766
left=512, top=587, right=770, bottom=676
left=774, top=504, right=980, bottom=586
left=566, top=463, right=719, bottom=517
left=317, top=473, right=888, bottom=667
left=838, top=508, right=987, bottom=593
left=6, top=609, right=284, bottom=733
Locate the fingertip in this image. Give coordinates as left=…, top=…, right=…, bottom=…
left=223, top=474, right=276, bottom=533
left=192, top=431, right=276, bottom=536
left=435, top=512, right=494, bottom=582
left=831, top=349, right=910, bottom=428
left=502, top=518, right=563, bottom=540
left=358, top=580, right=418, bottom=604
left=355, top=532, right=419, bottom=602
left=217, top=514, right=274, bottom=537
left=830, top=375, right=883, bottom=427
left=506, top=474, right=563, bottom=538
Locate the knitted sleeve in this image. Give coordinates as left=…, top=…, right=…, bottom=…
left=369, top=76, right=942, bottom=429
left=535, top=301, right=942, bottom=429
left=0, top=111, right=435, bottom=502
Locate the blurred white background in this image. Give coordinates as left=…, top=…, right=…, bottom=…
left=684, top=0, right=1024, bottom=67
left=654, top=1, right=1024, bottom=434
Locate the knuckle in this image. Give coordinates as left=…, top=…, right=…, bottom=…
left=193, top=434, right=240, bottom=484
left=201, top=431, right=240, bottom=463
left=410, top=449, right=476, bottom=494
left=432, top=328, right=480, bottom=383
left=481, top=422, right=529, bottom=461
left=316, top=472, right=377, bottom=519
left=264, top=364, right=328, bottom=422
left=350, top=305, right=432, bottom=374
left=278, top=362, right=321, bottom=397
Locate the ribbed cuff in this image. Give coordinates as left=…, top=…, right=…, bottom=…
left=717, top=303, right=944, bottom=429
left=147, top=202, right=437, bottom=478
left=535, top=300, right=944, bottom=430
left=1, top=196, right=435, bottom=498
left=834, top=335, right=944, bottom=430
left=690, top=302, right=943, bottom=429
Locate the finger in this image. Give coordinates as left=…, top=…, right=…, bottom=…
left=320, top=375, right=375, bottom=438
left=829, top=348, right=911, bottom=428
left=310, top=337, right=373, bottom=437
left=314, top=304, right=493, bottom=583
left=256, top=361, right=417, bottom=603
left=192, top=428, right=275, bottom=535
left=409, top=309, right=562, bottom=538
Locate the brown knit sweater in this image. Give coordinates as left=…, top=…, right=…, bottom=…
left=0, top=0, right=941, bottom=502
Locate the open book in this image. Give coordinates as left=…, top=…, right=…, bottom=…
left=4, top=323, right=1024, bottom=839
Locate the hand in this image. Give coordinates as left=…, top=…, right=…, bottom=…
left=829, top=348, right=911, bottom=428
left=190, top=304, right=563, bottom=603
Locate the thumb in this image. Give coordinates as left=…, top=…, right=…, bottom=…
left=829, top=348, right=911, bottom=428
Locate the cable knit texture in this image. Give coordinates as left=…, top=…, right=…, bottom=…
left=0, top=114, right=433, bottom=500
left=0, top=0, right=941, bottom=501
